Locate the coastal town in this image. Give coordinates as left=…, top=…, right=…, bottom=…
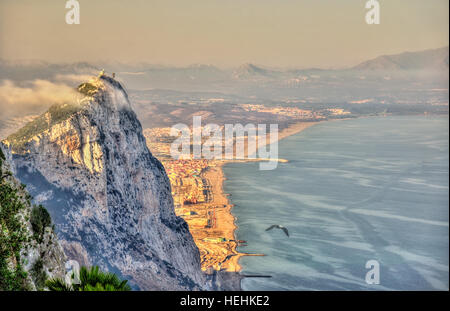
left=142, top=145, right=239, bottom=270
left=141, top=105, right=337, bottom=272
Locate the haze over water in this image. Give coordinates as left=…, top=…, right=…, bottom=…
left=224, top=116, right=449, bottom=290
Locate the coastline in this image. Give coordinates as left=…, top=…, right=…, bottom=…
left=158, top=114, right=443, bottom=280
left=208, top=121, right=321, bottom=272
left=210, top=115, right=430, bottom=274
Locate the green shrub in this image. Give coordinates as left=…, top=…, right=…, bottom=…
left=1, top=158, right=56, bottom=290
left=77, top=82, right=98, bottom=96
left=30, top=258, right=47, bottom=290
left=30, top=205, right=52, bottom=243
left=0, top=147, right=4, bottom=169
left=0, top=168, right=31, bottom=290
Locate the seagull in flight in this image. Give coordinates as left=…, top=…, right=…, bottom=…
left=265, top=225, right=289, bottom=237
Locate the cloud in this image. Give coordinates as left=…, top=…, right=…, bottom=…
left=118, top=71, right=146, bottom=76
left=54, top=73, right=96, bottom=84
left=0, top=79, right=79, bottom=119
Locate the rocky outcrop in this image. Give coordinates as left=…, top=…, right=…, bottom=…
left=0, top=147, right=66, bottom=290
left=2, top=75, right=209, bottom=290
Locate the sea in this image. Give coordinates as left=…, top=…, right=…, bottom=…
left=223, top=115, right=449, bottom=290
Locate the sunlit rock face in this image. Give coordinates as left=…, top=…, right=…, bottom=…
left=2, top=75, right=208, bottom=290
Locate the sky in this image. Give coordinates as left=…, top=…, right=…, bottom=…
left=0, top=0, right=448, bottom=68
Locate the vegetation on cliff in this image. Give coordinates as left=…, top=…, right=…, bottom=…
left=30, top=205, right=52, bottom=244
left=77, top=82, right=99, bottom=96
left=0, top=148, right=60, bottom=290
left=1, top=148, right=33, bottom=290
left=6, top=103, right=82, bottom=154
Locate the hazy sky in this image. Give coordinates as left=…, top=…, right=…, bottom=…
left=0, top=0, right=448, bottom=68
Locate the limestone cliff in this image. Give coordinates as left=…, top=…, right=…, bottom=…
left=2, top=75, right=208, bottom=290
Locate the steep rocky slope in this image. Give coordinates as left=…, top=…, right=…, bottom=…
left=0, top=147, right=66, bottom=290
left=2, top=75, right=209, bottom=290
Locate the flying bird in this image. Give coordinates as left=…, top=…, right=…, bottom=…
left=265, top=225, right=289, bottom=237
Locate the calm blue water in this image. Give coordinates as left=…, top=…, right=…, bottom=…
left=224, top=116, right=449, bottom=290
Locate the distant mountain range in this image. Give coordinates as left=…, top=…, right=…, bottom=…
left=232, top=63, right=275, bottom=79
left=230, top=46, right=449, bottom=78
left=352, top=47, right=449, bottom=71
left=0, top=46, right=447, bottom=103
left=1, top=46, right=447, bottom=83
